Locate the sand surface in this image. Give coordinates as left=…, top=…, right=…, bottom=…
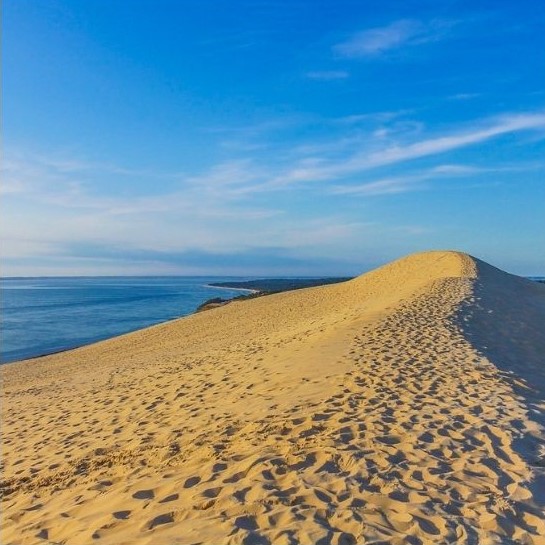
left=2, top=250, right=545, bottom=544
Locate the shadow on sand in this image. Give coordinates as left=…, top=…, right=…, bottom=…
left=457, top=258, right=545, bottom=505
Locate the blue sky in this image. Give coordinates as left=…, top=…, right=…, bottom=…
left=3, top=0, right=545, bottom=276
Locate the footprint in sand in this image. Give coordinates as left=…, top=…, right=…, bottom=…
left=148, top=513, right=174, bottom=529
left=113, top=510, right=131, bottom=520
left=159, top=493, right=179, bottom=503
left=132, top=489, right=154, bottom=500
left=184, top=476, right=201, bottom=488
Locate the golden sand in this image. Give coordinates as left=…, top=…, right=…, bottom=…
left=1, top=251, right=544, bottom=544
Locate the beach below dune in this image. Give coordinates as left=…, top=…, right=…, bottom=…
left=1, top=250, right=545, bottom=545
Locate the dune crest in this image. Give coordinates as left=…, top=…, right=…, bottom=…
left=2, top=250, right=545, bottom=545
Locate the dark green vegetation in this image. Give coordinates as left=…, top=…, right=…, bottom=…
left=197, top=277, right=352, bottom=313
left=209, top=277, right=353, bottom=292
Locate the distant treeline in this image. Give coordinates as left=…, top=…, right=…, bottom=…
left=197, top=277, right=352, bottom=313
left=209, top=277, right=353, bottom=292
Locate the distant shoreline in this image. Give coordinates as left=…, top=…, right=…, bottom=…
left=204, top=284, right=261, bottom=294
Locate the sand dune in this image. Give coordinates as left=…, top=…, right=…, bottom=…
left=1, top=250, right=544, bottom=544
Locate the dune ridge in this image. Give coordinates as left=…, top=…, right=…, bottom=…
left=1, top=250, right=544, bottom=544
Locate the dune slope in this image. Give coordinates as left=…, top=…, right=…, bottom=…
left=1, top=250, right=544, bottom=544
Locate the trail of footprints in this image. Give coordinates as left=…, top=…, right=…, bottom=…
left=2, top=278, right=544, bottom=544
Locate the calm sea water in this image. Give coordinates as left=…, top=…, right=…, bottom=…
left=0, top=276, right=255, bottom=364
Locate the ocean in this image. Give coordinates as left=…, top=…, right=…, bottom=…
left=0, top=276, right=255, bottom=364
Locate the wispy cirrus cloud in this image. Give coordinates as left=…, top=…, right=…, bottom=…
left=248, top=111, right=545, bottom=192
left=5, top=112, right=545, bottom=204
left=447, top=92, right=481, bottom=101
left=360, top=113, right=545, bottom=167
left=330, top=163, right=537, bottom=197
left=332, top=177, right=415, bottom=196
left=333, top=110, right=413, bottom=125
left=180, top=111, right=545, bottom=199
left=305, top=70, right=349, bottom=80
left=334, top=19, right=454, bottom=58
left=0, top=152, right=278, bottom=220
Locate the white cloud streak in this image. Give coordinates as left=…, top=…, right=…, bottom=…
left=334, top=110, right=413, bottom=125
left=250, top=112, right=545, bottom=191
left=356, top=113, right=545, bottom=169
left=334, top=19, right=452, bottom=58
left=5, top=112, right=543, bottom=206
left=447, top=93, right=481, bottom=101
left=306, top=70, right=349, bottom=80
left=330, top=162, right=539, bottom=197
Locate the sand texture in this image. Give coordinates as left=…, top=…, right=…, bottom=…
left=2, top=250, right=545, bottom=544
